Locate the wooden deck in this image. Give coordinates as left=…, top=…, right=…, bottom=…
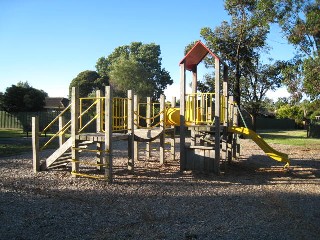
left=76, top=132, right=129, bottom=142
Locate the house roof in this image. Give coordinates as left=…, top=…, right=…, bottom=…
left=44, top=97, right=70, bottom=109
left=179, top=40, right=224, bottom=71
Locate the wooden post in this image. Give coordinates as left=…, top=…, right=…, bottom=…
left=133, top=95, right=139, bottom=162
left=127, top=90, right=134, bottom=171
left=59, top=116, right=66, bottom=146
left=191, top=67, right=197, bottom=146
left=96, top=89, right=103, bottom=132
left=146, top=97, right=151, bottom=158
left=32, top=116, right=40, bottom=173
left=222, top=65, right=229, bottom=168
left=105, top=86, right=113, bottom=182
left=171, top=96, right=176, bottom=161
left=71, top=87, right=79, bottom=177
left=96, top=90, right=103, bottom=171
left=214, top=58, right=221, bottom=174
left=160, top=94, right=165, bottom=165
left=179, top=62, right=186, bottom=171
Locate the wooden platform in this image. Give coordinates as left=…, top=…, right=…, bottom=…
left=134, top=128, right=174, bottom=142
left=76, top=132, right=129, bottom=142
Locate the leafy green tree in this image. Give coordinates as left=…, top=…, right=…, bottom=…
left=1, top=81, right=48, bottom=112
left=242, top=60, right=284, bottom=129
left=276, top=104, right=304, bottom=125
left=108, top=56, right=154, bottom=97
left=199, top=0, right=270, bottom=105
left=0, top=92, right=4, bottom=110
left=259, top=0, right=320, bottom=99
left=69, top=70, right=109, bottom=98
left=96, top=42, right=173, bottom=100
left=274, top=97, right=290, bottom=109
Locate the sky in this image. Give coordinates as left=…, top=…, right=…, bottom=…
left=0, top=0, right=294, bottom=101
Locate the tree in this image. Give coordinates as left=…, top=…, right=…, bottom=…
left=242, top=60, right=284, bottom=129
left=1, top=81, right=48, bottom=112
left=108, top=56, right=155, bottom=97
left=260, top=0, right=320, bottom=99
left=96, top=42, right=173, bottom=100
left=276, top=104, right=304, bottom=126
left=69, top=70, right=109, bottom=98
left=199, top=0, right=270, bottom=105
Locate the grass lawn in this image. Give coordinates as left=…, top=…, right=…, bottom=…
left=258, top=129, right=320, bottom=149
left=0, top=129, right=28, bottom=138
left=0, top=129, right=58, bottom=157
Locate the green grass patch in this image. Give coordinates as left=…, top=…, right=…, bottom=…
left=0, top=128, right=59, bottom=157
left=258, top=129, right=320, bottom=149
left=0, top=129, right=27, bottom=138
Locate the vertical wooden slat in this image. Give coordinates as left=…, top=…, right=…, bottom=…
left=127, top=90, right=134, bottom=172
left=133, top=95, right=139, bottom=162
left=59, top=116, right=66, bottom=146
left=96, top=90, right=103, bottom=171
left=214, top=57, right=221, bottom=174
left=146, top=97, right=151, bottom=158
left=32, top=117, right=40, bottom=173
left=159, top=94, right=165, bottom=165
left=71, top=87, right=79, bottom=177
left=105, top=86, right=113, bottom=182
left=191, top=67, right=197, bottom=146
left=179, top=62, right=186, bottom=171
left=171, top=96, right=176, bottom=161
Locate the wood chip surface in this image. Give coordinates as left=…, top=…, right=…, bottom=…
left=0, top=138, right=319, bottom=239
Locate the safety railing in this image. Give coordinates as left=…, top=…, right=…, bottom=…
left=135, top=101, right=171, bottom=129
left=79, top=97, right=103, bottom=133
left=185, top=93, right=215, bottom=125
left=112, top=97, right=128, bottom=132
left=40, top=104, right=71, bottom=150
left=185, top=93, right=231, bottom=125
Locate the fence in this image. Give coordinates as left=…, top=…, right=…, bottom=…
left=0, top=111, right=64, bottom=132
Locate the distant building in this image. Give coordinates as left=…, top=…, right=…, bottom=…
left=44, top=97, right=70, bottom=111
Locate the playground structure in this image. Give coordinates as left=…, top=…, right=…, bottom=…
left=32, top=41, right=289, bottom=182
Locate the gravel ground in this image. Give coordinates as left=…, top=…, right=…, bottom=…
left=0, top=138, right=319, bottom=240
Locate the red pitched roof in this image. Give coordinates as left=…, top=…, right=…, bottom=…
left=179, top=40, right=223, bottom=71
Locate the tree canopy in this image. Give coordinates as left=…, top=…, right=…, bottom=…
left=96, top=42, right=173, bottom=100
left=259, top=0, right=320, bottom=99
left=199, top=0, right=270, bottom=105
left=0, top=81, right=48, bottom=112
left=69, top=70, right=109, bottom=98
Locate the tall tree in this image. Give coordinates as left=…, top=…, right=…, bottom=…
left=260, top=0, right=320, bottom=99
left=96, top=42, right=173, bottom=100
left=1, top=81, right=48, bottom=112
left=69, top=70, right=109, bottom=98
left=242, top=60, right=285, bottom=129
left=200, top=0, right=270, bottom=105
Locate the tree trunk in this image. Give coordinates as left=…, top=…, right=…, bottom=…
left=251, top=113, right=257, bottom=131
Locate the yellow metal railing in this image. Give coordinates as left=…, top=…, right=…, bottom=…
left=79, top=97, right=103, bottom=133
left=185, top=93, right=230, bottom=125
left=185, top=93, right=215, bottom=125
left=40, top=95, right=131, bottom=150
left=112, top=97, right=128, bottom=132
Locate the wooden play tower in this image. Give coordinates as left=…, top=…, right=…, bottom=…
left=179, top=40, right=238, bottom=174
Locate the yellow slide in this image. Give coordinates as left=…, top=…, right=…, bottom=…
left=228, top=126, right=290, bottom=166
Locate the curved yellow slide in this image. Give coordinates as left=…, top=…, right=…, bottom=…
left=228, top=126, right=290, bottom=166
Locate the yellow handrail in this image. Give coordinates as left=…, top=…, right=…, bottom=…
left=41, top=104, right=71, bottom=134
